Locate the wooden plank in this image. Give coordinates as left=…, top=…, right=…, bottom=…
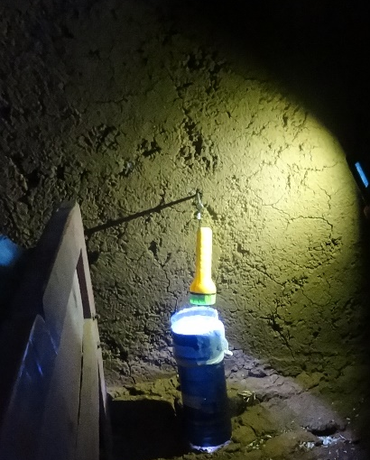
left=99, top=358, right=113, bottom=460
left=0, top=315, right=55, bottom=460
left=36, top=272, right=84, bottom=460
left=76, top=319, right=100, bottom=460
left=11, top=202, right=80, bottom=320
left=42, top=205, right=86, bottom=349
left=10, top=202, right=88, bottom=347
left=0, top=317, right=35, bottom=420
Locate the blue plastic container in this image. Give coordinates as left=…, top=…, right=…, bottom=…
left=171, top=306, right=231, bottom=451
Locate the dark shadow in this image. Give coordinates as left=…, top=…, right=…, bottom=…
left=164, top=1, right=370, bottom=163
left=109, top=398, right=189, bottom=460
left=85, top=192, right=198, bottom=238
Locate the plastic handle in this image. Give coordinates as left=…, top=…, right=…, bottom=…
left=190, top=227, right=216, bottom=294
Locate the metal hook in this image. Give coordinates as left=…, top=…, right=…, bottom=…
left=195, top=189, right=204, bottom=222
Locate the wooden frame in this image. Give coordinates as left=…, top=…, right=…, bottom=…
left=0, top=202, right=110, bottom=460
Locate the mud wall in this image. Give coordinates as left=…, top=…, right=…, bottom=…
left=1, top=0, right=369, bottom=386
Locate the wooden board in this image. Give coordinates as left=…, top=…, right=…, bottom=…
left=0, top=202, right=110, bottom=460
left=36, top=271, right=84, bottom=460
left=76, top=319, right=100, bottom=460
left=0, top=315, right=55, bottom=460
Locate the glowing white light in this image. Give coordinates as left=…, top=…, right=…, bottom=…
left=190, top=441, right=230, bottom=453
left=171, top=315, right=224, bottom=335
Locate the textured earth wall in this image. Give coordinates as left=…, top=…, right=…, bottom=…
left=1, top=0, right=369, bottom=387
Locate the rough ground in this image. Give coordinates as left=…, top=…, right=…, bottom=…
left=108, top=349, right=369, bottom=460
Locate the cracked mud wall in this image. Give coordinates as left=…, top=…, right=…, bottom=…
left=1, top=0, right=369, bottom=387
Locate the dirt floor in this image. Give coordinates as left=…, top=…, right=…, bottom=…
left=108, top=349, right=370, bottom=460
